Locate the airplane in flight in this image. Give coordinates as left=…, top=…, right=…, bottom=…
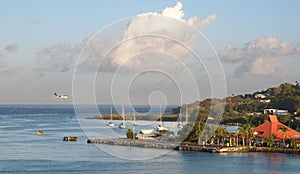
left=54, top=93, right=68, bottom=99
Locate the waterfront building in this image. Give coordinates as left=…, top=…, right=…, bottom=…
left=253, top=115, right=300, bottom=141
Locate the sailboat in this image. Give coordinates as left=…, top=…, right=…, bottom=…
left=118, top=106, right=126, bottom=129
left=177, top=108, right=183, bottom=128
left=155, top=105, right=168, bottom=132
left=106, top=107, right=114, bottom=127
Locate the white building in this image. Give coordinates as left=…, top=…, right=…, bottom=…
left=263, top=109, right=289, bottom=115
left=255, top=93, right=267, bottom=99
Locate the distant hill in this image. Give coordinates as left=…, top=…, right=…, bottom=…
left=173, top=82, right=300, bottom=129
left=233, top=82, right=300, bottom=114
left=173, top=82, right=300, bottom=116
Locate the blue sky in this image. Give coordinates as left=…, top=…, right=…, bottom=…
left=0, top=0, right=299, bottom=104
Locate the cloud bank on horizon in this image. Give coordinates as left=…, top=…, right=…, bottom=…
left=219, top=37, right=300, bottom=76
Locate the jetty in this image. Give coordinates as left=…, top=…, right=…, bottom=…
left=87, top=138, right=179, bottom=149
left=87, top=138, right=249, bottom=153
left=87, top=138, right=300, bottom=154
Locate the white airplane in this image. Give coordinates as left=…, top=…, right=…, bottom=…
left=54, top=93, right=68, bottom=99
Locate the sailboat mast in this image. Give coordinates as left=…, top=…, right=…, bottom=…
left=133, top=107, right=136, bottom=125
left=110, top=106, right=113, bottom=121
left=179, top=108, right=182, bottom=123
left=185, top=105, right=188, bottom=124
left=160, top=104, right=163, bottom=126
left=122, top=105, right=125, bottom=124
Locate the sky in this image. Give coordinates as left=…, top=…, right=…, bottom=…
left=0, top=0, right=300, bottom=105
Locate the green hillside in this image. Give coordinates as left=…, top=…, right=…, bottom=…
left=176, top=82, right=300, bottom=142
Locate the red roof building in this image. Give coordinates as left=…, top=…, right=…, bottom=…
left=253, top=115, right=300, bottom=141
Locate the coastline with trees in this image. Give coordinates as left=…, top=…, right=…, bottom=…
left=88, top=82, right=300, bottom=154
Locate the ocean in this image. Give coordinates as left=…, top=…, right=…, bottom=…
left=0, top=105, right=299, bottom=174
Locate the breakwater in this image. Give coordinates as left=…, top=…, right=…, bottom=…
left=87, top=138, right=179, bottom=150
left=87, top=138, right=300, bottom=154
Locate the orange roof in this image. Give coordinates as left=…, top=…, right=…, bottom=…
left=252, top=115, right=300, bottom=140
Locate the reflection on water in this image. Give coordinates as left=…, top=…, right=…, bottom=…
left=0, top=105, right=300, bottom=173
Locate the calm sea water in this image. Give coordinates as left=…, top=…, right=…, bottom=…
left=0, top=105, right=300, bottom=174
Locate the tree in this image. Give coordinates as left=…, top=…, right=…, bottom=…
left=279, top=126, right=289, bottom=145
left=290, top=139, right=299, bottom=149
left=177, top=123, right=193, bottom=142
left=247, top=129, right=256, bottom=147
left=216, top=127, right=227, bottom=145
left=126, top=128, right=134, bottom=139
left=266, top=134, right=277, bottom=147
left=198, top=124, right=213, bottom=145
left=239, top=126, right=246, bottom=146
left=244, top=124, right=255, bottom=146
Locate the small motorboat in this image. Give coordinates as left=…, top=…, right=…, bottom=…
left=63, top=136, right=77, bottom=141
left=35, top=131, right=43, bottom=135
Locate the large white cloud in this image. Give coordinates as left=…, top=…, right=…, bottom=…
left=83, top=1, right=216, bottom=73
left=219, top=37, right=300, bottom=76
left=34, top=2, right=217, bottom=73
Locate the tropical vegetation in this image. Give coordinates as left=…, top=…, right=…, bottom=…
left=176, top=82, right=300, bottom=148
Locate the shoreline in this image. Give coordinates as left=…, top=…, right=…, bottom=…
left=87, top=114, right=179, bottom=121
left=87, top=138, right=300, bottom=154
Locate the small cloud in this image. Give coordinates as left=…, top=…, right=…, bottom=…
left=0, top=59, right=22, bottom=76
left=198, top=13, right=217, bottom=28
left=219, top=37, right=300, bottom=76
left=5, top=43, right=18, bottom=53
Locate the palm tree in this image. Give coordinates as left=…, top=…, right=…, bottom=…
left=212, top=130, right=219, bottom=146
left=279, top=126, right=289, bottom=145
left=200, top=125, right=212, bottom=145
left=213, top=128, right=226, bottom=146
left=266, top=134, right=277, bottom=147
left=244, top=124, right=255, bottom=146
left=239, top=126, right=246, bottom=146
left=218, top=128, right=227, bottom=145
left=248, top=129, right=256, bottom=147
left=290, top=138, right=299, bottom=149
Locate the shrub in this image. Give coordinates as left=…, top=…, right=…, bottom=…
left=126, top=128, right=134, bottom=139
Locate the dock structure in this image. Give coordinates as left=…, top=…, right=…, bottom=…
left=87, top=138, right=300, bottom=154
left=87, top=138, right=179, bottom=150
left=87, top=138, right=249, bottom=153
